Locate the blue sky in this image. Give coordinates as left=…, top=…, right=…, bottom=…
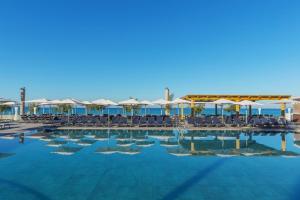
left=0, top=0, right=299, bottom=101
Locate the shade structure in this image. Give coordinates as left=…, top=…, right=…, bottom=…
left=81, top=101, right=92, bottom=115
left=0, top=101, right=16, bottom=106
left=61, top=99, right=84, bottom=105
left=105, top=100, right=118, bottom=106
left=171, top=98, right=191, bottom=117
left=91, top=99, right=118, bottom=116
left=237, top=100, right=262, bottom=106
left=139, top=100, right=153, bottom=105
left=272, top=99, right=296, bottom=104
left=152, top=99, right=171, bottom=105
left=0, top=101, right=17, bottom=115
left=171, top=98, right=191, bottom=105
left=212, top=99, right=237, bottom=123
left=42, top=99, right=63, bottom=105
left=152, top=99, right=171, bottom=115
left=212, top=99, right=237, bottom=105
left=92, top=99, right=109, bottom=106
left=81, top=101, right=92, bottom=105
left=118, top=99, right=140, bottom=106
left=118, top=99, right=140, bottom=116
left=139, top=100, right=153, bottom=116
left=26, top=98, right=50, bottom=104
left=236, top=100, right=262, bottom=124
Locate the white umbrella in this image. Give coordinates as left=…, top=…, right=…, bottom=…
left=105, top=100, right=118, bottom=106
left=1, top=101, right=16, bottom=106
left=272, top=99, right=296, bottom=105
left=92, top=99, right=118, bottom=115
left=236, top=100, right=262, bottom=124
left=171, top=98, right=191, bottom=104
left=60, top=98, right=83, bottom=105
left=171, top=98, right=191, bottom=116
left=0, top=101, right=16, bottom=115
left=81, top=101, right=92, bottom=115
left=237, top=100, right=262, bottom=106
left=92, top=99, right=109, bottom=106
left=119, top=99, right=140, bottom=116
left=212, top=99, right=237, bottom=122
left=139, top=100, right=153, bottom=116
left=212, top=99, right=237, bottom=105
left=27, top=99, right=51, bottom=114
left=119, top=99, right=140, bottom=105
left=26, top=98, right=50, bottom=104
left=42, top=99, right=63, bottom=105
left=152, top=99, right=171, bottom=115
left=82, top=101, right=92, bottom=105
left=61, top=99, right=84, bottom=115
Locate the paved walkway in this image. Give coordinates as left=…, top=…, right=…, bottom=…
left=1, top=122, right=298, bottom=135
left=57, top=126, right=296, bottom=133
left=0, top=123, right=50, bottom=135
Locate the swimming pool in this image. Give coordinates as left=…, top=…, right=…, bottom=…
left=0, top=129, right=300, bottom=200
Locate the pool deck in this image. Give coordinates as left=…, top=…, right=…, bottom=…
left=57, top=125, right=298, bottom=133
left=0, top=123, right=55, bottom=135
left=0, top=122, right=299, bottom=135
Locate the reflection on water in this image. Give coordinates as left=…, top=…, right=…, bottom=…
left=0, top=153, right=15, bottom=159
left=1, top=129, right=300, bottom=200
left=2, top=129, right=298, bottom=157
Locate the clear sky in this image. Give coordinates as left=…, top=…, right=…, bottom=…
left=0, top=0, right=299, bottom=101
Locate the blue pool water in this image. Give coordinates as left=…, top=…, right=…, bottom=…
left=0, top=130, right=300, bottom=200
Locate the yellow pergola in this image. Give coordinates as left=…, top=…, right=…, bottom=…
left=182, top=94, right=291, bottom=116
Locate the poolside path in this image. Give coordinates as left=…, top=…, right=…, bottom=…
left=1, top=122, right=298, bottom=135
left=0, top=123, right=52, bottom=135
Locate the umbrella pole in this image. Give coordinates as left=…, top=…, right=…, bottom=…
left=246, top=106, right=248, bottom=124
left=107, top=108, right=110, bottom=126
left=221, top=105, right=224, bottom=123
left=131, top=106, right=134, bottom=125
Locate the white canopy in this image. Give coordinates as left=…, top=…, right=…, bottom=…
left=92, top=99, right=108, bottom=105
left=237, top=100, right=262, bottom=106
left=152, top=99, right=171, bottom=105
left=60, top=99, right=83, bottom=105
left=26, top=98, right=50, bottom=104
left=0, top=101, right=16, bottom=106
left=119, top=99, right=140, bottom=105
left=272, top=99, right=296, bottom=104
left=139, top=100, right=153, bottom=106
left=171, top=98, right=191, bottom=104
left=81, top=101, right=92, bottom=105
left=42, top=99, right=63, bottom=105
left=92, top=99, right=118, bottom=106
left=105, top=100, right=118, bottom=106
left=212, top=99, right=237, bottom=105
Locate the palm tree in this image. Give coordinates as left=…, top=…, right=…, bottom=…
left=122, top=97, right=141, bottom=116
left=58, top=104, right=72, bottom=114
left=86, top=104, right=105, bottom=115
left=28, top=103, right=39, bottom=114
left=224, top=105, right=237, bottom=115
left=193, top=104, right=205, bottom=117
left=165, top=93, right=174, bottom=115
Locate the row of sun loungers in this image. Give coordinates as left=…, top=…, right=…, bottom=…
left=0, top=121, right=11, bottom=130
left=21, top=115, right=177, bottom=127
left=187, top=116, right=289, bottom=128
left=21, top=114, right=289, bottom=128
